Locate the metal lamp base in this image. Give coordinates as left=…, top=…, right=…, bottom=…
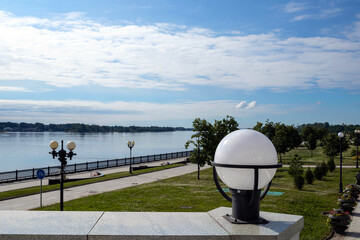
left=223, top=214, right=269, bottom=224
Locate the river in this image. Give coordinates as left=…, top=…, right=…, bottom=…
left=0, top=131, right=193, bottom=172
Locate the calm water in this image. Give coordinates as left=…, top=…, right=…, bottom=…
left=0, top=131, right=193, bottom=172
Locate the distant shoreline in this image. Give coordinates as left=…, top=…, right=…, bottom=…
left=0, top=122, right=192, bottom=133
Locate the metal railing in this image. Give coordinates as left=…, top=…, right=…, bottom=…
left=0, top=150, right=192, bottom=183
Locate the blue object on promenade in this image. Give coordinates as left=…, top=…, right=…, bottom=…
left=36, top=169, right=45, bottom=179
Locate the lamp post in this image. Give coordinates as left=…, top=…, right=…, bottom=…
left=338, top=132, right=344, bottom=194
left=355, top=130, right=360, bottom=169
left=212, top=129, right=281, bottom=224
left=49, top=140, right=76, bottom=211
left=127, top=140, right=135, bottom=174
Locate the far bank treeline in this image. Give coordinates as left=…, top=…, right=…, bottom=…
left=0, top=122, right=191, bottom=133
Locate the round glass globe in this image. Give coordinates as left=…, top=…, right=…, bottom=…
left=66, top=141, right=76, bottom=151
left=214, top=129, right=278, bottom=190
left=338, top=132, right=344, bottom=138
left=49, top=140, right=59, bottom=150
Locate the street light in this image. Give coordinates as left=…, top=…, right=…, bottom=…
left=127, top=140, right=135, bottom=174
left=49, top=140, right=76, bottom=211
left=338, top=132, right=344, bottom=194
left=355, top=130, right=360, bottom=169
left=212, top=129, right=281, bottom=224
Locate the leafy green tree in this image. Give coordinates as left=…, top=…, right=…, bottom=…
left=322, top=133, right=349, bottom=161
left=185, top=116, right=239, bottom=178
left=301, top=125, right=316, bottom=142
left=305, top=133, right=317, bottom=157
left=254, top=121, right=300, bottom=161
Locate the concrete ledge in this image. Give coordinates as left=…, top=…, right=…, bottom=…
left=0, top=208, right=303, bottom=240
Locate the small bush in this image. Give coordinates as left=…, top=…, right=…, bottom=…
left=305, top=167, right=314, bottom=184
left=327, top=158, right=336, bottom=172
left=351, top=149, right=357, bottom=157
left=314, top=165, right=324, bottom=180
left=288, top=154, right=303, bottom=177
left=294, top=175, right=305, bottom=190
left=321, top=161, right=328, bottom=176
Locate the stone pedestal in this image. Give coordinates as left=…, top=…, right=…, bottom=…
left=0, top=208, right=303, bottom=240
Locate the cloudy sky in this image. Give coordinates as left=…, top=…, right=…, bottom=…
left=0, top=0, right=359, bottom=127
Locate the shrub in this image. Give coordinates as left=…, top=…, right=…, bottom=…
left=294, top=175, right=305, bottom=190
left=314, top=164, right=324, bottom=180
left=305, top=167, right=314, bottom=184
left=288, top=154, right=303, bottom=177
left=351, top=149, right=357, bottom=157
left=321, top=161, right=328, bottom=176
left=327, top=158, right=336, bottom=172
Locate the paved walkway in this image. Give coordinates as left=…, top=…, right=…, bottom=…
left=0, top=157, right=187, bottom=193
left=333, top=199, right=360, bottom=240
left=0, top=161, right=210, bottom=210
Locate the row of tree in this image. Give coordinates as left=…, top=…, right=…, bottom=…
left=185, top=117, right=355, bottom=177
left=0, top=122, right=191, bottom=133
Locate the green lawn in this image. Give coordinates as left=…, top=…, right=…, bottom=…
left=280, top=145, right=357, bottom=166
left=37, top=165, right=360, bottom=240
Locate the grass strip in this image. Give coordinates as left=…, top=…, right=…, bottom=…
left=0, top=163, right=185, bottom=201
left=39, top=166, right=359, bottom=240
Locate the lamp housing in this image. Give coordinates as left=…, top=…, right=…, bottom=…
left=338, top=132, right=345, bottom=138
left=212, top=129, right=281, bottom=224
left=214, top=129, right=278, bottom=190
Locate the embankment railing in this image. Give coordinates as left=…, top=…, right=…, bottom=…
left=0, top=150, right=192, bottom=183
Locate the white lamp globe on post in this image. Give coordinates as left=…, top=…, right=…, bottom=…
left=338, top=132, right=344, bottom=193
left=212, top=129, right=281, bottom=224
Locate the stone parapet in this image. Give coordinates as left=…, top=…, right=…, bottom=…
left=0, top=207, right=303, bottom=240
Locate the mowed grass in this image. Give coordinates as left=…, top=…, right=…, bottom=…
left=38, top=165, right=359, bottom=240
left=0, top=163, right=185, bottom=201
left=280, top=144, right=357, bottom=166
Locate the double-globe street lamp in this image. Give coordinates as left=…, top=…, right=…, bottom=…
left=355, top=130, right=360, bottom=169
left=338, top=132, right=344, bottom=194
left=49, top=140, right=76, bottom=211
left=127, top=141, right=135, bottom=174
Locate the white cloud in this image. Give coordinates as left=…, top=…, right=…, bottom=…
left=0, top=86, right=33, bottom=92
left=0, top=99, right=277, bottom=125
left=284, top=1, right=308, bottom=13
left=292, top=14, right=311, bottom=21
left=0, top=11, right=359, bottom=92
left=236, top=101, right=256, bottom=110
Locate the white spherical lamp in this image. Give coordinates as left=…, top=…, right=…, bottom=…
left=214, top=129, right=278, bottom=190
left=212, top=129, right=281, bottom=224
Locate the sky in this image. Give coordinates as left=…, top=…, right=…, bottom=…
left=0, top=0, right=359, bottom=128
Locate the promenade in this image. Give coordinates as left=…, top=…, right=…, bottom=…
left=0, top=159, right=210, bottom=210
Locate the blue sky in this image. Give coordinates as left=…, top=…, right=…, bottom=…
left=0, top=0, right=359, bottom=128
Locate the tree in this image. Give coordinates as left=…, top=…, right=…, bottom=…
left=305, top=133, right=317, bottom=157
left=254, top=121, right=299, bottom=161
left=301, top=125, right=316, bottom=142
left=322, top=133, right=349, bottom=161
left=185, top=116, right=239, bottom=178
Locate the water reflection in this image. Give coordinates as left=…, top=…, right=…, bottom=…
left=0, top=131, right=192, bottom=171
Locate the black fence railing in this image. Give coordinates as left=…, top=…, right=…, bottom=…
left=0, top=150, right=192, bottom=183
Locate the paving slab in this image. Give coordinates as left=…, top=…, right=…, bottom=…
left=89, top=212, right=229, bottom=240
left=0, top=211, right=103, bottom=240
left=208, top=207, right=304, bottom=240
